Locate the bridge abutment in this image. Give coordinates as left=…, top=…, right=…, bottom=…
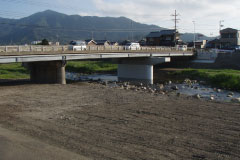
left=28, top=61, right=66, bottom=84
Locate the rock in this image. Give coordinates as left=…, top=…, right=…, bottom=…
left=194, top=86, right=199, bottom=90
left=149, top=89, right=155, bottom=93
left=210, top=96, right=215, bottom=101
left=182, top=86, right=185, bottom=89
left=193, top=94, right=201, bottom=99
left=123, top=82, right=128, bottom=87
left=184, top=79, right=192, bottom=84
left=103, top=81, right=108, bottom=86
left=231, top=98, right=240, bottom=103
left=119, top=85, right=124, bottom=89
left=217, top=89, right=221, bottom=93
left=227, top=95, right=233, bottom=98
left=228, top=92, right=234, bottom=96
left=160, top=91, right=165, bottom=95
left=171, top=86, right=179, bottom=90
left=192, top=80, right=197, bottom=84
left=158, top=84, right=164, bottom=90
left=168, top=81, right=172, bottom=85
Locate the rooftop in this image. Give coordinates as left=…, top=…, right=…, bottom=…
left=146, top=30, right=178, bottom=38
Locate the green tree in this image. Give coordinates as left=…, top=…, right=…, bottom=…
left=41, top=39, right=49, bottom=45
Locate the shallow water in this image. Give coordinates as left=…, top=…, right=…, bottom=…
left=66, top=72, right=240, bottom=103
left=66, top=72, right=118, bottom=82
left=172, top=83, right=240, bottom=102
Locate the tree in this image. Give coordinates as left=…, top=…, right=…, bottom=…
left=41, top=39, right=49, bottom=45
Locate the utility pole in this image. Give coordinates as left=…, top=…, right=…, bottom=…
left=91, top=31, right=94, bottom=40
left=131, top=20, right=133, bottom=42
left=193, top=21, right=196, bottom=49
left=171, top=10, right=180, bottom=46
left=219, top=20, right=224, bottom=34
left=219, top=20, right=224, bottom=49
left=171, top=10, right=180, bottom=31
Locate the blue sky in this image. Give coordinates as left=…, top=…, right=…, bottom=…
left=0, top=0, right=239, bottom=37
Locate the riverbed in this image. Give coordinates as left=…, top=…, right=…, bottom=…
left=66, top=72, right=240, bottom=103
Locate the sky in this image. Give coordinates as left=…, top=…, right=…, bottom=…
left=0, top=0, right=239, bottom=37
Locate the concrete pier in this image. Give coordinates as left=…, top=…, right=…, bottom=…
left=118, top=64, right=153, bottom=84
left=28, top=61, right=66, bottom=84
left=117, top=57, right=170, bottom=84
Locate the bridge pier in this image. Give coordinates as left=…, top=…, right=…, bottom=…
left=118, top=64, right=153, bottom=84
left=28, top=61, right=66, bottom=84
left=116, top=57, right=170, bottom=84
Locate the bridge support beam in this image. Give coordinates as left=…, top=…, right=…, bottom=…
left=28, top=61, right=66, bottom=84
left=116, top=57, right=170, bottom=84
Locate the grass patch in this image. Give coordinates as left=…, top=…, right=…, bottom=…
left=0, top=63, right=29, bottom=79
left=66, top=61, right=117, bottom=74
left=171, top=69, right=240, bottom=91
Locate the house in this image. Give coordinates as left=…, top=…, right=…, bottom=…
left=85, top=39, right=97, bottom=46
left=94, top=40, right=111, bottom=46
left=146, top=30, right=180, bottom=46
left=206, top=39, right=220, bottom=49
left=220, top=28, right=240, bottom=49
left=110, top=42, right=119, bottom=46
left=31, top=41, right=42, bottom=45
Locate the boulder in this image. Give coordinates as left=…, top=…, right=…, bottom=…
left=193, top=94, right=201, bottom=99
left=231, top=98, right=240, bottom=103
left=171, top=86, right=179, bottom=90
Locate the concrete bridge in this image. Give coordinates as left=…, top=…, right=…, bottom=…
left=0, top=45, right=194, bottom=84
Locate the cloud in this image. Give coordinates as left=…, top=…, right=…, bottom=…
left=90, top=0, right=240, bottom=36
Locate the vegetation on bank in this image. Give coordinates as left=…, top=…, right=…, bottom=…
left=171, top=69, right=240, bottom=91
left=0, top=63, right=29, bottom=79
left=1, top=62, right=239, bottom=91
left=66, top=61, right=117, bottom=74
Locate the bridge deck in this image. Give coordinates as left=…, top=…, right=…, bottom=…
left=0, top=52, right=193, bottom=64
left=0, top=45, right=194, bottom=64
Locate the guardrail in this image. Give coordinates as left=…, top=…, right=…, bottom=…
left=0, top=45, right=193, bottom=54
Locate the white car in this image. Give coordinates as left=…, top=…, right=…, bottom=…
left=69, top=40, right=87, bottom=51
left=124, top=42, right=141, bottom=50
left=176, top=45, right=188, bottom=51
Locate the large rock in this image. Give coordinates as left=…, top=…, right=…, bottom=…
left=193, top=94, right=201, bottom=99
left=171, top=86, right=179, bottom=90
left=231, top=98, right=240, bottom=103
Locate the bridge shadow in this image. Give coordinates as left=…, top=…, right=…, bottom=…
left=0, top=79, right=32, bottom=86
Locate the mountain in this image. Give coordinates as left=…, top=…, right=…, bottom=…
left=0, top=10, right=212, bottom=45
left=0, top=10, right=163, bottom=45
left=180, top=33, right=215, bottom=42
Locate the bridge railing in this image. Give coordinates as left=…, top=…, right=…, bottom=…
left=0, top=45, right=193, bottom=54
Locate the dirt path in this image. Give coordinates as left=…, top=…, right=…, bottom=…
left=0, top=126, right=89, bottom=160
left=0, top=82, right=239, bottom=160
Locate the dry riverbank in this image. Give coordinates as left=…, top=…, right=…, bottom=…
left=0, top=82, right=239, bottom=160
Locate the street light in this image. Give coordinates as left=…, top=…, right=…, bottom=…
left=193, top=21, right=196, bottom=49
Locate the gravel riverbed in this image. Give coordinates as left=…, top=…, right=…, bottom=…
left=0, top=82, right=239, bottom=160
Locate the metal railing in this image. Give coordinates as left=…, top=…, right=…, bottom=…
left=0, top=45, right=193, bottom=54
